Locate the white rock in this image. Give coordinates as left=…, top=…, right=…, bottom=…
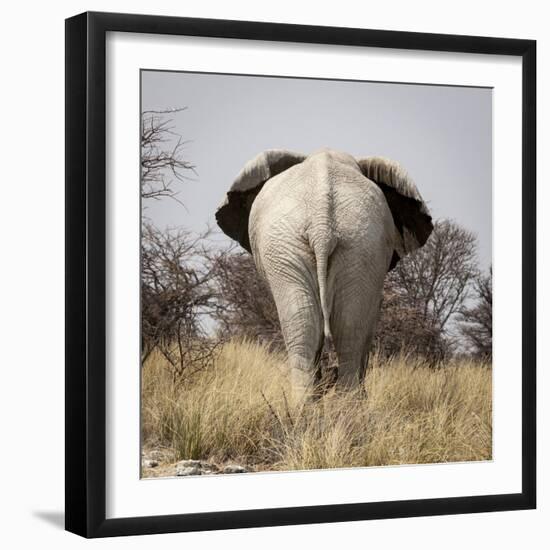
left=223, top=464, right=248, bottom=474
left=142, top=459, right=158, bottom=468
left=176, top=465, right=201, bottom=476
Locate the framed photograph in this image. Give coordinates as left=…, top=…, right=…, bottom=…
left=65, top=11, right=536, bottom=538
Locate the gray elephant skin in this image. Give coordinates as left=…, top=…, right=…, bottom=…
left=216, top=148, right=433, bottom=402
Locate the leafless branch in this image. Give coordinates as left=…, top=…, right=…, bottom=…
left=141, top=223, right=229, bottom=378
left=376, top=219, right=480, bottom=361
left=141, top=108, right=196, bottom=204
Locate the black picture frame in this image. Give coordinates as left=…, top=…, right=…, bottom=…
left=65, top=11, right=536, bottom=538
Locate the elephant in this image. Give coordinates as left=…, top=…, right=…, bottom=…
left=216, top=148, right=433, bottom=402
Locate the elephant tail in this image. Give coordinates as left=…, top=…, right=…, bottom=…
left=313, top=236, right=336, bottom=350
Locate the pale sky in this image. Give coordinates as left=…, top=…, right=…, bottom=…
left=141, top=70, right=492, bottom=269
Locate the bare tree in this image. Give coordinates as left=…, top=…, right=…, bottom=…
left=374, top=278, right=447, bottom=359
left=458, top=267, right=492, bottom=360
left=141, top=223, right=223, bottom=379
left=384, top=219, right=479, bottom=355
left=141, top=108, right=196, bottom=203
left=140, top=106, right=223, bottom=380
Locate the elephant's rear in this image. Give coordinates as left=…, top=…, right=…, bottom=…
left=249, top=152, right=397, bottom=353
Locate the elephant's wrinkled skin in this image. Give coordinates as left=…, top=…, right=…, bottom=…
left=216, top=149, right=433, bottom=402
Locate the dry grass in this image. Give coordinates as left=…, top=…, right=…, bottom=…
left=142, top=339, right=492, bottom=475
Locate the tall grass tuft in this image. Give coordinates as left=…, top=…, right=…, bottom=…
left=142, top=339, right=491, bottom=474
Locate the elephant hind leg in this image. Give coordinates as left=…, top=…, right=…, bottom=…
left=287, top=305, right=325, bottom=404
left=335, top=341, right=371, bottom=393
left=332, top=301, right=379, bottom=393
left=258, top=235, right=326, bottom=403
left=268, top=280, right=324, bottom=405
left=328, top=252, right=384, bottom=394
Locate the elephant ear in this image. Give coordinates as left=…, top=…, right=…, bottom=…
left=215, top=149, right=307, bottom=252
left=357, top=157, right=433, bottom=269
